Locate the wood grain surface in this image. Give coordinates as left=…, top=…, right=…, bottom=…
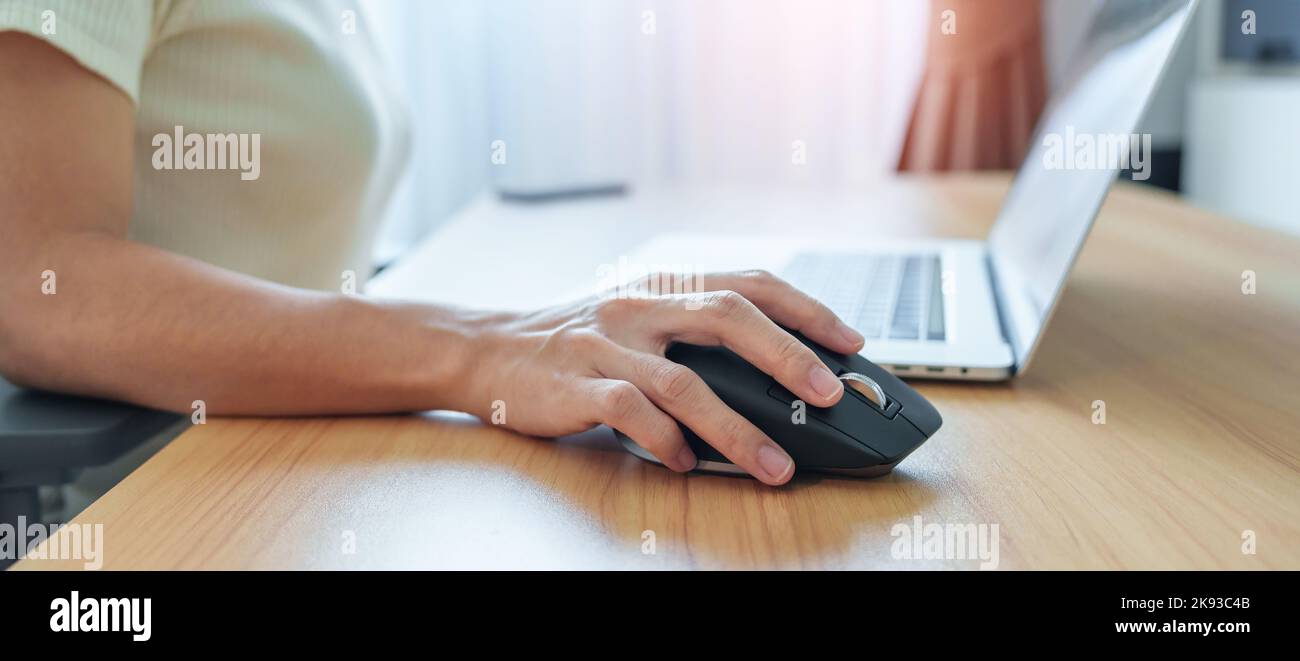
left=15, top=175, right=1299, bottom=570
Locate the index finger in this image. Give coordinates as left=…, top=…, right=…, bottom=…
left=696, top=270, right=865, bottom=355
left=654, top=291, right=846, bottom=408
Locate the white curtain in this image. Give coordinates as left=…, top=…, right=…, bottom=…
left=477, top=0, right=929, bottom=189
left=365, top=0, right=494, bottom=261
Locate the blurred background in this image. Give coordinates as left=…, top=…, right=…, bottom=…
left=363, top=0, right=1300, bottom=261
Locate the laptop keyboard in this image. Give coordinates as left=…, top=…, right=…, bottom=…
left=782, top=253, right=946, bottom=342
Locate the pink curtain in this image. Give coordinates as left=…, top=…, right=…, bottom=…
left=898, top=0, right=1048, bottom=171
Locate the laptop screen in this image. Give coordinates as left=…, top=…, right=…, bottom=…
left=987, top=0, right=1196, bottom=371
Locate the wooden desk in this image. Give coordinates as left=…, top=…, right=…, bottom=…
left=15, top=175, right=1300, bottom=569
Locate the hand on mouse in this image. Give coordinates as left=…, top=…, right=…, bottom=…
left=453, top=270, right=866, bottom=485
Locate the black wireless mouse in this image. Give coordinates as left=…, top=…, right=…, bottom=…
left=615, top=331, right=942, bottom=477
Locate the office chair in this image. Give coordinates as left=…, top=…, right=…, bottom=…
left=0, top=376, right=180, bottom=567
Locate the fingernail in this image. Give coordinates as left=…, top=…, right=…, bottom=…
left=837, top=320, right=865, bottom=347
left=809, top=365, right=842, bottom=400
left=676, top=445, right=697, bottom=471
left=757, top=445, right=794, bottom=482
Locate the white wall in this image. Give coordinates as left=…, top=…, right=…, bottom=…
left=1186, top=78, right=1300, bottom=235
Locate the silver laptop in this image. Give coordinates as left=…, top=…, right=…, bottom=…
left=631, top=0, right=1197, bottom=381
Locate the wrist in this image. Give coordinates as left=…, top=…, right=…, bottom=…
left=410, top=304, right=519, bottom=416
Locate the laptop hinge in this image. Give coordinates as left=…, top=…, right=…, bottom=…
left=984, top=252, right=1019, bottom=375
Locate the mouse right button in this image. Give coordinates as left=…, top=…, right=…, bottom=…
left=894, top=387, right=942, bottom=436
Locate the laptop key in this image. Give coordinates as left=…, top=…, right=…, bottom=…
left=888, top=257, right=922, bottom=340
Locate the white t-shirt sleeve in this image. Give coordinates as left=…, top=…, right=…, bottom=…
left=0, top=0, right=153, bottom=103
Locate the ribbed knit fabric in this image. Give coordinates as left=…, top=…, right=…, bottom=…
left=1, top=0, right=410, bottom=291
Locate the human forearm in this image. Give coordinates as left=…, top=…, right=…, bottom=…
left=0, top=230, right=478, bottom=416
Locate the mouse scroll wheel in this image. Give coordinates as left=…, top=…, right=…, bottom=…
left=839, top=373, right=887, bottom=410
